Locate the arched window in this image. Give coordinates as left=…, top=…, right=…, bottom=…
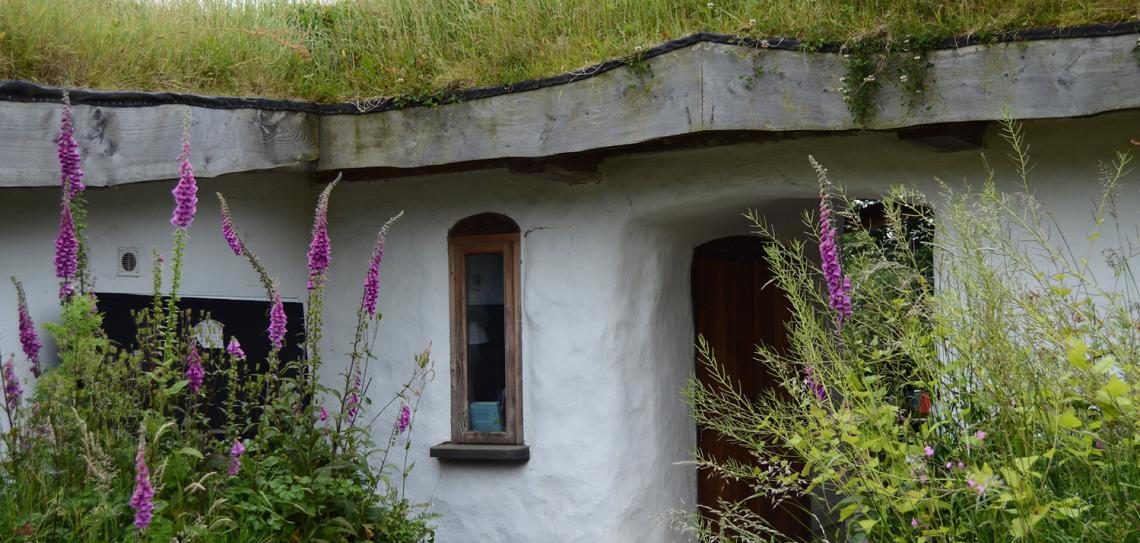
left=444, top=213, right=524, bottom=449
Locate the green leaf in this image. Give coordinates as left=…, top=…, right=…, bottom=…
left=857, top=519, right=878, bottom=533
left=1058, top=409, right=1082, bottom=429
left=1066, top=337, right=1089, bottom=370
left=1093, top=355, right=1117, bottom=374
left=1104, top=377, right=1130, bottom=397
left=164, top=379, right=190, bottom=396
left=177, top=447, right=204, bottom=460
left=839, top=503, right=860, bottom=522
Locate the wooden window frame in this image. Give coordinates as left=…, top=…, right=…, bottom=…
left=448, top=233, right=523, bottom=445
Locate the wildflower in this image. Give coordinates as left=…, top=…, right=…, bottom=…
left=945, top=462, right=953, bottom=469
left=319, top=407, right=329, bottom=422
left=863, top=74, right=875, bottom=83
left=363, top=212, right=403, bottom=316
left=170, top=122, right=198, bottom=229
left=975, top=430, right=986, bottom=440
left=911, top=518, right=920, bottom=527
left=3, top=355, right=22, bottom=410
left=228, top=439, right=245, bottom=476
left=803, top=366, right=827, bottom=401
left=923, top=446, right=935, bottom=457
left=226, top=337, right=246, bottom=360
left=268, top=287, right=287, bottom=351
left=129, top=440, right=155, bottom=530
left=307, top=182, right=336, bottom=290
left=958, top=461, right=964, bottom=468
left=58, top=95, right=85, bottom=198
left=966, top=479, right=976, bottom=488
left=397, top=404, right=411, bottom=434
left=13, top=280, right=42, bottom=377
left=899, top=75, right=909, bottom=83
left=185, top=344, right=204, bottom=394
left=346, top=370, right=362, bottom=426
left=706, top=2, right=713, bottom=7
left=813, top=158, right=853, bottom=325
left=55, top=197, right=79, bottom=297
left=221, top=204, right=242, bottom=256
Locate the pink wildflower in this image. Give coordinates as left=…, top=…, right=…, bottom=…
left=318, top=407, right=329, bottom=422
left=911, top=518, right=920, bottom=527
left=170, top=124, right=197, bottom=229
left=958, top=461, right=965, bottom=469
left=3, top=355, right=21, bottom=411
left=129, top=441, right=155, bottom=530
left=54, top=197, right=79, bottom=298
left=814, top=158, right=853, bottom=326
left=966, top=479, right=977, bottom=488
left=346, top=370, right=362, bottom=426
left=362, top=212, right=402, bottom=317
left=803, top=366, right=828, bottom=401
left=13, top=280, right=42, bottom=377
left=228, top=439, right=245, bottom=476
left=397, top=404, right=411, bottom=434
left=57, top=95, right=85, bottom=198
left=268, top=287, right=286, bottom=351
left=975, top=430, right=987, bottom=441
left=306, top=182, right=335, bottom=290
left=923, top=446, right=935, bottom=457
left=185, top=344, right=204, bottom=394
left=221, top=205, right=242, bottom=256
left=945, top=462, right=953, bottom=469
left=226, top=337, right=246, bottom=360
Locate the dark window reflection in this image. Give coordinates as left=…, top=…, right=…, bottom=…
left=465, top=253, right=506, bottom=432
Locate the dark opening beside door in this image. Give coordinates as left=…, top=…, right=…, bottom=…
left=692, top=236, right=810, bottom=540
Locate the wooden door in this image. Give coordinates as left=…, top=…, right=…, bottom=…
left=692, top=236, right=810, bottom=540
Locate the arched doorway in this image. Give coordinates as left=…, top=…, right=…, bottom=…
left=691, top=235, right=810, bottom=539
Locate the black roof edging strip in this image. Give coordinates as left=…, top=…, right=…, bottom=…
left=1, top=21, right=1136, bottom=115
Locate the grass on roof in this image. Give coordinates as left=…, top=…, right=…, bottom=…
left=1, top=0, right=1137, bottom=103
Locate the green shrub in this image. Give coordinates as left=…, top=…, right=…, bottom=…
left=0, top=106, right=434, bottom=542
left=684, top=121, right=1138, bottom=542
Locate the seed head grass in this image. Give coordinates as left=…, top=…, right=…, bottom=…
left=0, top=0, right=1136, bottom=102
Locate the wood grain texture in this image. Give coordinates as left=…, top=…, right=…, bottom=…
left=2, top=34, right=1137, bottom=186
left=0, top=102, right=318, bottom=187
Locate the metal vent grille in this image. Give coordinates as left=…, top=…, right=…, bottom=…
left=117, top=247, right=140, bottom=277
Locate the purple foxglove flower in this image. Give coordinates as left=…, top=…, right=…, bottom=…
left=362, top=212, right=402, bottom=316
left=346, top=370, right=362, bottom=426
left=818, top=185, right=853, bottom=326
left=318, top=406, right=329, bottom=422
left=13, top=280, right=42, bottom=377
left=268, top=288, right=287, bottom=351
left=221, top=206, right=242, bottom=256
left=54, top=197, right=79, bottom=298
left=226, top=337, right=246, bottom=360
left=306, top=183, right=335, bottom=290
left=185, top=344, right=204, bottom=394
left=228, top=439, right=245, bottom=476
left=170, top=129, right=198, bottom=229
left=396, top=403, right=411, bottom=434
left=803, top=366, right=827, bottom=402
left=58, top=96, right=85, bottom=198
left=3, top=355, right=22, bottom=411
left=129, top=442, right=155, bottom=530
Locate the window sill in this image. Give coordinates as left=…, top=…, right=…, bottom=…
left=429, top=442, right=530, bottom=463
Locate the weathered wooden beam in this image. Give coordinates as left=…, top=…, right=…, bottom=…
left=320, top=33, right=1140, bottom=172
left=0, top=102, right=318, bottom=187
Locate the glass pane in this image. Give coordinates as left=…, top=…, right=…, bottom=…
left=465, top=252, right=506, bottom=432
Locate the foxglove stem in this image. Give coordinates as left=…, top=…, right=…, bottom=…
left=171, top=112, right=198, bottom=230
left=268, top=285, right=287, bottom=352
left=217, top=193, right=275, bottom=299
left=12, top=278, right=42, bottom=377
left=186, top=344, right=204, bottom=395
left=3, top=355, right=21, bottom=412
left=306, top=178, right=338, bottom=290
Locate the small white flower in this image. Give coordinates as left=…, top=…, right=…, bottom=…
left=899, top=75, right=908, bottom=83
left=634, top=45, right=642, bottom=51
left=914, top=55, right=921, bottom=61
left=839, top=76, right=846, bottom=82
left=841, top=87, right=849, bottom=94
left=706, top=1, right=713, bottom=7
left=863, top=74, right=875, bottom=82
left=749, top=18, right=757, bottom=26
left=396, top=77, right=405, bottom=83
left=843, top=54, right=850, bottom=59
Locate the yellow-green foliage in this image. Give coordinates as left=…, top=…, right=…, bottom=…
left=684, top=122, right=1138, bottom=541
left=0, top=0, right=1136, bottom=102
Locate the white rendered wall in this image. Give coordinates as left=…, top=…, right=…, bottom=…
left=0, top=110, right=1136, bottom=541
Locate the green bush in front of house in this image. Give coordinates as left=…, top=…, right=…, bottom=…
left=0, top=105, right=435, bottom=542
left=682, top=121, right=1138, bottom=542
